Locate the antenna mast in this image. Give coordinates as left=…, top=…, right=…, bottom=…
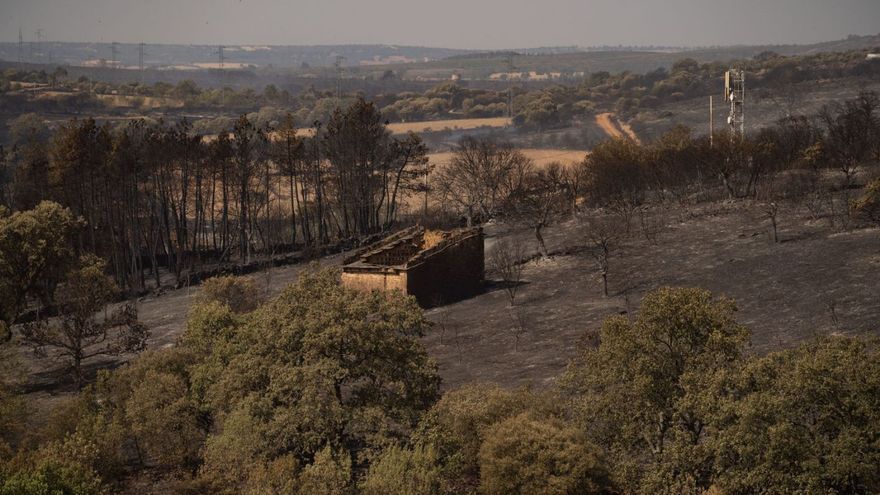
left=725, top=69, right=745, bottom=138
left=218, top=45, right=225, bottom=69
left=18, top=28, right=23, bottom=67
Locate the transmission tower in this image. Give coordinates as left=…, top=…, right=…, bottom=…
left=138, top=42, right=149, bottom=83
left=31, top=29, right=44, bottom=62
left=334, top=55, right=345, bottom=100
left=505, top=53, right=516, bottom=118
left=217, top=45, right=225, bottom=69
left=17, top=28, right=23, bottom=66
left=111, top=41, right=119, bottom=69
left=725, top=69, right=745, bottom=138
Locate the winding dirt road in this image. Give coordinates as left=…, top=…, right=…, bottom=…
left=596, top=112, right=641, bottom=144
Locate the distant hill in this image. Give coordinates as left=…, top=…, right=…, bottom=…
left=0, top=42, right=472, bottom=70
left=381, top=34, right=880, bottom=80
left=1, top=34, right=877, bottom=74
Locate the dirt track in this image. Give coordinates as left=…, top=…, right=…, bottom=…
left=596, top=112, right=641, bottom=143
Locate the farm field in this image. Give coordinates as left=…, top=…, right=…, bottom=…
left=388, top=116, right=512, bottom=134
left=427, top=147, right=587, bottom=169
left=289, top=117, right=512, bottom=138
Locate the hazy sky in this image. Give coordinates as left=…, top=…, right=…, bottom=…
left=2, top=0, right=878, bottom=49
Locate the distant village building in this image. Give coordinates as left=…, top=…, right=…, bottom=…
left=867, top=54, right=880, bottom=60
left=488, top=71, right=565, bottom=81
left=341, top=226, right=484, bottom=307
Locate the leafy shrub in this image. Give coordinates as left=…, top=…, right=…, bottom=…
left=196, top=275, right=264, bottom=313
left=478, top=413, right=609, bottom=495
left=361, top=444, right=442, bottom=495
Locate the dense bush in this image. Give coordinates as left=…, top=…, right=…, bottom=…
left=0, top=202, right=81, bottom=340
left=2, top=279, right=880, bottom=494
left=561, top=287, right=749, bottom=493
left=196, top=275, right=264, bottom=313
left=478, top=413, right=609, bottom=495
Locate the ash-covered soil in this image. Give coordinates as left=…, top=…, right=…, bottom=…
left=427, top=201, right=880, bottom=389
left=14, top=199, right=880, bottom=399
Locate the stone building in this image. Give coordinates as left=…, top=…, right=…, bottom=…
left=341, top=226, right=484, bottom=307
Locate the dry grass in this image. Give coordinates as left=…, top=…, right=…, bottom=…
left=388, top=117, right=512, bottom=134
left=290, top=117, right=513, bottom=137
left=396, top=148, right=588, bottom=212
left=423, top=229, right=446, bottom=249
left=427, top=148, right=587, bottom=170
left=34, top=92, right=185, bottom=109
left=97, top=94, right=185, bottom=109
left=596, top=112, right=641, bottom=143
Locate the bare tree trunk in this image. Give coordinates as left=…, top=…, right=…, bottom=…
left=289, top=173, right=297, bottom=246
left=535, top=223, right=548, bottom=258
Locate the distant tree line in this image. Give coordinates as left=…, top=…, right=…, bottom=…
left=3, top=47, right=879, bottom=134
left=0, top=98, right=428, bottom=295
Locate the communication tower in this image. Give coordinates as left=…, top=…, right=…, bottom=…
left=725, top=69, right=745, bottom=138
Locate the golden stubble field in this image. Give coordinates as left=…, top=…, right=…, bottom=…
left=292, top=117, right=513, bottom=138
left=246, top=147, right=588, bottom=216
left=427, top=148, right=587, bottom=169
left=388, top=148, right=590, bottom=214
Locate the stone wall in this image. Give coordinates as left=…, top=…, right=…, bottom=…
left=340, top=268, right=407, bottom=294
left=405, top=229, right=484, bottom=306
left=341, top=227, right=484, bottom=307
